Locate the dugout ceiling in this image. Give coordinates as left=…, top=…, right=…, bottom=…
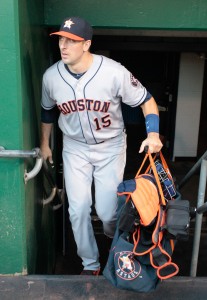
left=44, top=0, right=207, bottom=35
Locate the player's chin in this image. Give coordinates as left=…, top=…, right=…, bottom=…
left=61, top=56, right=70, bottom=64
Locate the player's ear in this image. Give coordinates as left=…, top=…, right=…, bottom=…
left=83, top=40, right=91, bottom=52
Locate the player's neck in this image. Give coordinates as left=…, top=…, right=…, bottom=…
left=67, top=52, right=93, bottom=74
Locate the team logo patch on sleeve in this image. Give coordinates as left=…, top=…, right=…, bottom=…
left=115, top=251, right=141, bottom=280
left=130, top=73, right=140, bottom=87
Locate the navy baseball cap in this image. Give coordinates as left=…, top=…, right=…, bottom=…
left=50, top=17, right=93, bottom=41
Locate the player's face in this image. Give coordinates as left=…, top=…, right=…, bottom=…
left=59, top=36, right=91, bottom=66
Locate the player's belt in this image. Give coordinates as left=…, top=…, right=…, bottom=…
left=95, top=129, right=126, bottom=144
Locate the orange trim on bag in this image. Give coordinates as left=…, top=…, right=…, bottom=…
left=170, top=239, right=175, bottom=252
left=133, top=227, right=156, bottom=256
left=149, top=245, right=179, bottom=279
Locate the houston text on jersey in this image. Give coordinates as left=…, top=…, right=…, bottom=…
left=57, top=99, right=111, bottom=115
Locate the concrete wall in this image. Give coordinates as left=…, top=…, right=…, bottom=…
left=44, top=0, right=207, bottom=30
left=0, top=0, right=27, bottom=275
left=18, top=0, right=55, bottom=275
left=173, top=53, right=205, bottom=158
left=0, top=0, right=54, bottom=275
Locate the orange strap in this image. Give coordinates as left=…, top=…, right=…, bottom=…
left=132, top=227, right=156, bottom=256
left=136, top=151, right=166, bottom=206
left=132, top=151, right=179, bottom=279
left=135, top=152, right=150, bottom=178
left=149, top=246, right=179, bottom=280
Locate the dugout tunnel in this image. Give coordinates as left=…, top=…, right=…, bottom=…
left=1, top=0, right=207, bottom=283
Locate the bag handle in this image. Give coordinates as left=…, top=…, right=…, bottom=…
left=159, top=151, right=174, bottom=181
left=136, top=149, right=166, bottom=206
left=150, top=247, right=179, bottom=279
left=145, top=151, right=174, bottom=182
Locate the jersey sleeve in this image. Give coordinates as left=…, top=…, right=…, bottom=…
left=41, top=73, right=56, bottom=110
left=118, top=66, right=150, bottom=107
left=41, top=107, right=57, bottom=123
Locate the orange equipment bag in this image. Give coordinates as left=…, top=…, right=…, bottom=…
left=117, top=150, right=179, bottom=280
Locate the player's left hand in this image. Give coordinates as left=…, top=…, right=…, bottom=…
left=139, top=132, right=163, bottom=153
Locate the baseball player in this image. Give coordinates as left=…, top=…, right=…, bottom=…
left=40, top=16, right=163, bottom=275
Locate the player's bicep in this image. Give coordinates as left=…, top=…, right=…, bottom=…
left=41, top=107, right=57, bottom=123
left=119, top=67, right=148, bottom=107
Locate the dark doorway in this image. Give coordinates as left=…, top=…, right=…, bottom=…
left=198, top=60, right=207, bottom=158
left=109, top=50, right=179, bottom=158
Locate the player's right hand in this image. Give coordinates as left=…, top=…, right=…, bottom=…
left=139, top=132, right=163, bottom=154
left=40, top=144, right=53, bottom=163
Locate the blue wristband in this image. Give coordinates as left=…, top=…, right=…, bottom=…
left=145, top=114, right=159, bottom=133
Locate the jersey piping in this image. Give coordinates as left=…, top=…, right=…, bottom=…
left=41, top=103, right=56, bottom=110
left=130, top=89, right=147, bottom=107
left=57, top=61, right=87, bottom=143
left=83, top=56, right=104, bottom=144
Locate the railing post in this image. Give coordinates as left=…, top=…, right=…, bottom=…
left=190, top=159, right=207, bottom=277
left=178, top=150, right=207, bottom=189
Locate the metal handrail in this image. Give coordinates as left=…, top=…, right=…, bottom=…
left=190, top=158, right=207, bottom=277
left=0, top=146, right=43, bottom=183
left=196, top=201, right=207, bottom=214
left=0, top=146, right=63, bottom=209
left=177, top=150, right=207, bottom=190
left=177, top=152, right=207, bottom=277
left=0, top=147, right=40, bottom=158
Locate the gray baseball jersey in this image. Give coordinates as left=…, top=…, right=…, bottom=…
left=41, top=54, right=147, bottom=144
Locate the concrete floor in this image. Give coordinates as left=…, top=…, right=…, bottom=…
left=1, top=275, right=207, bottom=300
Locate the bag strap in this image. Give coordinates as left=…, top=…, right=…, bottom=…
left=135, top=151, right=150, bottom=177
left=150, top=206, right=179, bottom=279
left=132, top=226, right=156, bottom=256
left=159, top=151, right=174, bottom=181
left=132, top=205, right=163, bottom=256
left=145, top=151, right=173, bottom=181
left=132, top=189, right=179, bottom=279
left=136, top=151, right=166, bottom=206
left=118, top=151, right=167, bottom=206
left=150, top=245, right=179, bottom=279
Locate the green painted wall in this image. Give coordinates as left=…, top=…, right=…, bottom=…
left=0, top=0, right=54, bottom=275
left=18, top=0, right=55, bottom=275
left=45, top=0, right=207, bottom=30
left=0, top=0, right=26, bottom=275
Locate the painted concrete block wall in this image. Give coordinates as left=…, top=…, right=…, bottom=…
left=18, top=0, right=56, bottom=274
left=173, top=53, right=205, bottom=158
left=0, top=0, right=55, bottom=275
left=45, top=0, right=207, bottom=30
left=0, top=0, right=26, bottom=275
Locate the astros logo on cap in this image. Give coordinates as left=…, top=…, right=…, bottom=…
left=64, top=19, right=75, bottom=29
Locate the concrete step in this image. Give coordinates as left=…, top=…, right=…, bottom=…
left=0, top=275, right=207, bottom=300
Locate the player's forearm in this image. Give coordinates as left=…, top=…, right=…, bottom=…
left=141, top=97, right=160, bottom=135
left=139, top=96, right=162, bottom=153
left=140, top=97, right=159, bottom=117
left=40, top=122, right=53, bottom=147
